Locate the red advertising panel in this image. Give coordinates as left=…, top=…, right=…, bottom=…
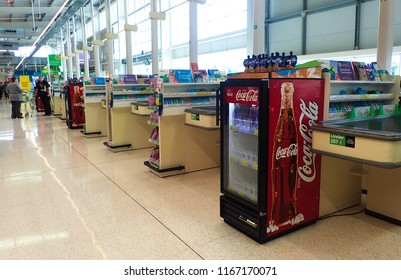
left=224, top=86, right=259, bottom=105
left=267, top=79, right=324, bottom=236
left=69, top=82, right=85, bottom=127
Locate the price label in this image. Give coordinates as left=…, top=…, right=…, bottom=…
left=197, top=91, right=212, bottom=96
left=191, top=113, right=200, bottom=121
left=330, top=133, right=355, bottom=148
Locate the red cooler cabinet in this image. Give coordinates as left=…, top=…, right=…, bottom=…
left=219, top=77, right=324, bottom=243
left=66, top=82, right=85, bottom=129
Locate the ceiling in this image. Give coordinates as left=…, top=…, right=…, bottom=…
left=0, top=0, right=102, bottom=72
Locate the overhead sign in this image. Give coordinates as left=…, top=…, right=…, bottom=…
left=48, top=54, right=62, bottom=66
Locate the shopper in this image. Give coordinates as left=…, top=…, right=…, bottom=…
left=35, top=75, right=51, bottom=116
left=4, top=81, right=9, bottom=99
left=0, top=81, right=3, bottom=99
left=6, top=77, right=24, bottom=119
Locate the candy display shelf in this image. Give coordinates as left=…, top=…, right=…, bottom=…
left=144, top=82, right=220, bottom=177
left=103, top=83, right=154, bottom=152
left=81, top=84, right=107, bottom=137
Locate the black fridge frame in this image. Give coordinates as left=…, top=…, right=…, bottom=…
left=219, top=79, right=270, bottom=213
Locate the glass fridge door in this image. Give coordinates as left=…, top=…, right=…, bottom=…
left=223, top=99, right=259, bottom=206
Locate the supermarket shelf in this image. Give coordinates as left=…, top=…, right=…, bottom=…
left=330, top=80, right=395, bottom=85
left=230, top=125, right=259, bottom=136
left=112, top=83, right=148, bottom=88
left=330, top=93, right=395, bottom=102
left=230, top=155, right=258, bottom=171
left=85, top=90, right=106, bottom=93
left=162, top=103, right=216, bottom=116
left=111, top=100, right=137, bottom=108
left=84, top=97, right=106, bottom=103
left=164, top=82, right=220, bottom=87
left=163, top=92, right=216, bottom=98
left=113, top=90, right=153, bottom=95
left=328, top=112, right=350, bottom=120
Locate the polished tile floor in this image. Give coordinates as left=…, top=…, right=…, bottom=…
left=1, top=99, right=401, bottom=260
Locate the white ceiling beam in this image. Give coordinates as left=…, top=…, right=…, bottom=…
left=0, top=7, right=60, bottom=14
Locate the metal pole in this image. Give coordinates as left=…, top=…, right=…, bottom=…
left=91, top=0, right=101, bottom=77
left=66, top=22, right=74, bottom=79
left=72, top=15, right=80, bottom=78
left=253, top=0, right=265, bottom=54
left=105, top=0, right=114, bottom=76
left=189, top=0, right=198, bottom=66
left=377, top=0, right=395, bottom=72
left=150, top=0, right=159, bottom=75
left=247, top=0, right=254, bottom=55
left=60, top=29, right=68, bottom=81
left=81, top=7, right=90, bottom=79
left=124, top=0, right=133, bottom=74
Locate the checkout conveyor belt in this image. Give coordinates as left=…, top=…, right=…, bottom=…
left=311, top=114, right=401, bottom=168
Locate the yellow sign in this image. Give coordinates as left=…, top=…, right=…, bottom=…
left=19, top=76, right=31, bottom=91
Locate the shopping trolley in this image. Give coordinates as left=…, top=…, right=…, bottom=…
left=21, top=91, right=36, bottom=117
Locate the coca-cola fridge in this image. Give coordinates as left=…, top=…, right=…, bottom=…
left=66, top=82, right=85, bottom=129
left=219, top=77, right=324, bottom=243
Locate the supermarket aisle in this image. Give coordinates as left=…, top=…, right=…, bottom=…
left=1, top=99, right=401, bottom=260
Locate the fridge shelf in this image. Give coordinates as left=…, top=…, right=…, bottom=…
left=230, top=156, right=258, bottom=170
left=230, top=125, right=259, bottom=136
left=163, top=92, right=216, bottom=98
left=227, top=185, right=257, bottom=203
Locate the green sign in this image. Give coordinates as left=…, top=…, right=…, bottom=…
left=330, top=133, right=355, bottom=148
left=48, top=54, right=62, bottom=66
left=191, top=113, right=200, bottom=121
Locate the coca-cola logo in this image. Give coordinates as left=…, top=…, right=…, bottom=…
left=235, top=89, right=259, bottom=102
left=276, top=143, right=297, bottom=160
left=298, top=99, right=319, bottom=183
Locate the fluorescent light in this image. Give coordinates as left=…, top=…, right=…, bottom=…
left=32, top=0, right=70, bottom=47
left=16, top=0, right=70, bottom=69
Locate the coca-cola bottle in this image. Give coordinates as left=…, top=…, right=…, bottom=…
left=271, top=82, right=298, bottom=227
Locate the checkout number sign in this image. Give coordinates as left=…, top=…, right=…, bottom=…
left=330, top=133, right=355, bottom=148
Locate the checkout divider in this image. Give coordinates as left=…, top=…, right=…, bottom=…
left=81, top=83, right=107, bottom=137
left=102, top=81, right=154, bottom=152
left=313, top=74, right=401, bottom=225
left=144, top=82, right=221, bottom=177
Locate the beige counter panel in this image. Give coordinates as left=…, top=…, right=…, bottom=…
left=312, top=130, right=401, bottom=164
left=109, top=107, right=153, bottom=149
left=319, top=156, right=362, bottom=216
left=185, top=112, right=219, bottom=129
left=84, top=102, right=107, bottom=136
left=366, top=166, right=401, bottom=222
left=131, top=104, right=153, bottom=116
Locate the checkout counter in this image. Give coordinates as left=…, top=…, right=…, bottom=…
left=312, top=114, right=401, bottom=225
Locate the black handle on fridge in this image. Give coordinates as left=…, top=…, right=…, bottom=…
left=216, top=88, right=220, bottom=126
